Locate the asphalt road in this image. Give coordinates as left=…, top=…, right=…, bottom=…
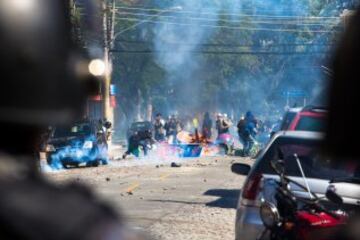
left=45, top=155, right=252, bottom=240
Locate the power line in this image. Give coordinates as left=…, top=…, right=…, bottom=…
left=114, top=17, right=340, bottom=33
left=116, top=39, right=336, bottom=47
left=109, top=49, right=330, bottom=55
left=116, top=11, right=339, bottom=26
left=115, top=5, right=340, bottom=19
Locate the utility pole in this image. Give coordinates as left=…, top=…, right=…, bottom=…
left=102, top=0, right=116, bottom=126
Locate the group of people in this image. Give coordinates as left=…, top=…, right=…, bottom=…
left=154, top=111, right=260, bottom=157
left=153, top=114, right=183, bottom=143
left=124, top=111, right=261, bottom=158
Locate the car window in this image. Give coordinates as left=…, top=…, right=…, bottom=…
left=295, top=116, right=326, bottom=132
left=53, top=123, right=92, bottom=138
left=255, top=137, right=356, bottom=180
left=280, top=112, right=297, bottom=130
left=131, top=122, right=152, bottom=131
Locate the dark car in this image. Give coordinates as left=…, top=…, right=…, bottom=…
left=45, top=120, right=110, bottom=169
left=127, top=121, right=153, bottom=139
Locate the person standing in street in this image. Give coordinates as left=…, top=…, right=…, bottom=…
left=165, top=115, right=182, bottom=144
left=202, top=112, right=213, bottom=140
left=243, top=111, right=258, bottom=156
left=237, top=116, right=247, bottom=146
left=153, top=113, right=166, bottom=141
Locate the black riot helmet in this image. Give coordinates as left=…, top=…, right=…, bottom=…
left=0, top=0, right=103, bottom=126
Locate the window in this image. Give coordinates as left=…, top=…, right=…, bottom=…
left=54, top=123, right=92, bottom=138
left=295, top=116, right=326, bottom=132
left=255, top=137, right=356, bottom=180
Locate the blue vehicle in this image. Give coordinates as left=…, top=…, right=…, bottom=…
left=45, top=120, right=110, bottom=169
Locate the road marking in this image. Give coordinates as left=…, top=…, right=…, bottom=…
left=125, top=173, right=171, bottom=193
left=159, top=173, right=171, bottom=181
left=126, top=182, right=140, bottom=193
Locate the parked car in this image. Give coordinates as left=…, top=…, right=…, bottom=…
left=127, top=121, right=153, bottom=140
left=287, top=106, right=327, bottom=132
left=231, top=131, right=360, bottom=240
left=45, top=120, right=110, bottom=169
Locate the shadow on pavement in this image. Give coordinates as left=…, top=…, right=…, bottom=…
left=203, top=189, right=241, bottom=209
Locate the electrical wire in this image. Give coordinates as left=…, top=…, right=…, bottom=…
left=114, top=5, right=340, bottom=19
left=116, top=11, right=339, bottom=26
left=116, top=39, right=335, bottom=47
left=114, top=16, right=340, bottom=33
left=109, top=49, right=330, bottom=55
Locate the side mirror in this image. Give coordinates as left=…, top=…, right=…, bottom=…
left=231, top=163, right=251, bottom=175
left=326, top=186, right=343, bottom=205
left=271, top=159, right=285, bottom=175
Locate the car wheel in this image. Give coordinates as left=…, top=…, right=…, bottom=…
left=87, top=160, right=99, bottom=167
left=100, top=159, right=109, bottom=165
left=47, top=156, right=64, bottom=169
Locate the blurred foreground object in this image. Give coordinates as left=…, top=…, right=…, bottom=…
left=0, top=1, right=142, bottom=239
left=325, top=7, right=360, bottom=162
left=325, top=6, right=360, bottom=240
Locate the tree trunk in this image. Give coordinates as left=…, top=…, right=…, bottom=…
left=136, top=89, right=142, bottom=121
left=146, top=97, right=153, bottom=122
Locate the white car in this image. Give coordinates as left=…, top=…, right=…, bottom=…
left=232, top=131, right=360, bottom=240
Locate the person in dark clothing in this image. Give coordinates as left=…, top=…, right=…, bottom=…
left=123, top=130, right=154, bottom=159
left=123, top=132, right=141, bottom=158
left=242, top=111, right=258, bottom=156
left=165, top=115, right=182, bottom=144
left=202, top=112, right=213, bottom=139
left=154, top=113, right=166, bottom=141
left=237, top=117, right=247, bottom=145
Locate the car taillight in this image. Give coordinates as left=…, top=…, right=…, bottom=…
left=242, top=173, right=262, bottom=200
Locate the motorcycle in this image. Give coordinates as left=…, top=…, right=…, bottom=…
left=258, top=152, right=347, bottom=240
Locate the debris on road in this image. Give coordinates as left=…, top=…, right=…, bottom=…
left=106, top=177, right=110, bottom=182
left=171, top=162, right=182, bottom=168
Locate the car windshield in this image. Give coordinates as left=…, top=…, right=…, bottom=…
left=131, top=122, right=152, bottom=131
left=295, top=116, right=326, bottom=132
left=53, top=123, right=92, bottom=138
left=257, top=137, right=357, bottom=180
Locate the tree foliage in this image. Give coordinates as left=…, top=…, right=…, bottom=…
left=112, top=0, right=349, bottom=126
